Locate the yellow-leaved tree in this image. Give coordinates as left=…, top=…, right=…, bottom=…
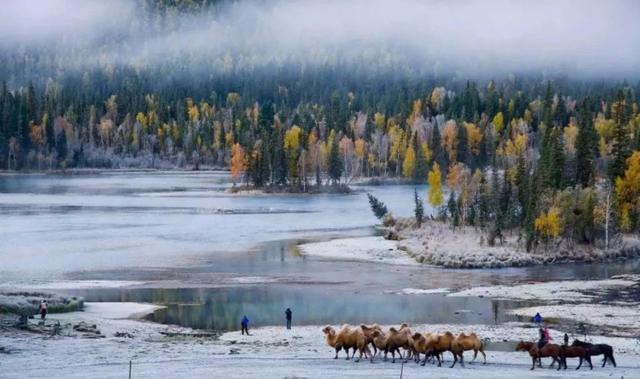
left=428, top=163, right=444, bottom=207
left=534, top=207, right=562, bottom=247
left=229, top=143, right=246, bottom=184
left=615, top=151, right=640, bottom=232
left=402, top=145, right=416, bottom=178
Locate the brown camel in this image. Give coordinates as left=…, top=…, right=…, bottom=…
left=450, top=332, right=486, bottom=367
left=384, top=325, right=414, bottom=363
left=516, top=341, right=561, bottom=370
left=360, top=324, right=383, bottom=358
left=370, top=329, right=392, bottom=363
left=423, top=331, right=456, bottom=367
left=323, top=325, right=370, bottom=361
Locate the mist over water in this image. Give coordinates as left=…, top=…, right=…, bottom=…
left=1, top=0, right=638, bottom=79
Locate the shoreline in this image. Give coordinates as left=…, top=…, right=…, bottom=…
left=299, top=221, right=640, bottom=269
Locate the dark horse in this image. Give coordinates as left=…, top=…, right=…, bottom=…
left=559, top=345, right=593, bottom=370
left=571, top=340, right=616, bottom=368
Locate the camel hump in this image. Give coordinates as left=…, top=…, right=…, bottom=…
left=389, top=327, right=398, bottom=333
left=444, top=331, right=453, bottom=337
left=469, top=332, right=477, bottom=338
left=360, top=324, right=369, bottom=330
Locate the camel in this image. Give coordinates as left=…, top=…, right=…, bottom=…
left=423, top=331, right=456, bottom=367
left=516, top=341, right=561, bottom=370
left=384, top=324, right=414, bottom=363
left=360, top=324, right=383, bottom=358
left=450, top=332, right=486, bottom=367
left=322, top=325, right=371, bottom=362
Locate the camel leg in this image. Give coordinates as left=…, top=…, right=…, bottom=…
left=391, top=349, right=396, bottom=364
left=459, top=352, right=465, bottom=368
left=557, top=357, right=563, bottom=371
left=421, top=353, right=428, bottom=366
left=481, top=350, right=486, bottom=364
left=436, top=352, right=442, bottom=367
left=450, top=352, right=458, bottom=368
left=601, top=355, right=607, bottom=368
left=471, top=350, right=477, bottom=362
left=576, top=357, right=583, bottom=370
left=334, top=347, right=340, bottom=359
left=383, top=349, right=388, bottom=362
left=345, top=347, right=351, bottom=360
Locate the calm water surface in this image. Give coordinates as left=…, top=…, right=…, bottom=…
left=1, top=171, right=638, bottom=331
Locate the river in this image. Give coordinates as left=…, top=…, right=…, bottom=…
left=1, top=171, right=638, bottom=331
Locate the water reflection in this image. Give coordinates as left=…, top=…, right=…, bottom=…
left=62, top=286, right=517, bottom=331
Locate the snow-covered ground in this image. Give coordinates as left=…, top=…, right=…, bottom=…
left=510, top=304, right=640, bottom=335
left=448, top=275, right=639, bottom=302
left=298, top=236, right=419, bottom=265
left=2, top=314, right=638, bottom=379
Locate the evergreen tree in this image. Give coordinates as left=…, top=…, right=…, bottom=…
left=412, top=135, right=428, bottom=183
left=328, top=135, right=343, bottom=184
left=575, top=100, right=598, bottom=187
left=478, top=171, right=490, bottom=228
left=414, top=189, right=424, bottom=227
left=609, top=90, right=631, bottom=182
left=55, top=130, right=68, bottom=165
left=367, top=193, right=388, bottom=220
left=456, top=123, right=469, bottom=165
left=524, top=174, right=539, bottom=252
left=447, top=191, right=459, bottom=229
left=272, top=129, right=287, bottom=185
left=538, top=126, right=564, bottom=190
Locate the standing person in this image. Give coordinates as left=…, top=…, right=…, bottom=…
left=241, top=315, right=250, bottom=335
left=563, top=333, right=569, bottom=346
left=285, top=308, right=292, bottom=330
left=38, top=300, right=48, bottom=321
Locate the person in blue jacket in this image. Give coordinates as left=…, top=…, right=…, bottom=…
left=241, top=315, right=250, bottom=335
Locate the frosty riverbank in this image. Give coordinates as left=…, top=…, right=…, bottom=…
left=299, top=223, right=640, bottom=269
left=2, top=306, right=639, bottom=379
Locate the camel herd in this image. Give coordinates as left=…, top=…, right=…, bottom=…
left=322, top=324, right=617, bottom=371
left=322, top=324, right=485, bottom=368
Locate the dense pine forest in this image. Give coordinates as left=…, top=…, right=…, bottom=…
left=1, top=0, right=639, bottom=249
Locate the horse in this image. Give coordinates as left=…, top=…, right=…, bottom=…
left=515, top=341, right=561, bottom=370
left=571, top=340, right=616, bottom=368
left=559, top=345, right=593, bottom=370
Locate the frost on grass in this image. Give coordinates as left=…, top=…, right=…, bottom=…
left=397, top=219, right=640, bottom=269
left=298, top=236, right=418, bottom=265
left=448, top=276, right=639, bottom=302
left=0, top=292, right=83, bottom=315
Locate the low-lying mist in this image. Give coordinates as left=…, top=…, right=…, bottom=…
left=1, top=0, right=639, bottom=80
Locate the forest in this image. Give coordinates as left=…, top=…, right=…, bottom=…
left=1, top=0, right=639, bottom=251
